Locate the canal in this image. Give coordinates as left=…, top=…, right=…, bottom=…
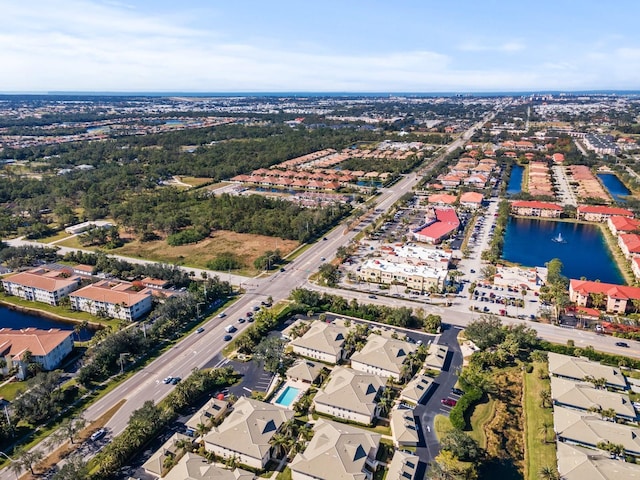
left=597, top=173, right=631, bottom=203
left=502, top=217, right=624, bottom=284
left=0, top=305, right=95, bottom=340
left=506, top=164, right=524, bottom=196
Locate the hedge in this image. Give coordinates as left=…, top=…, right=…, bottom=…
left=449, top=386, right=483, bottom=430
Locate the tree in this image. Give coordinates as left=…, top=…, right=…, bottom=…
left=48, top=415, right=87, bottom=446
left=539, top=465, right=559, bottom=480
left=590, top=292, right=606, bottom=310
left=318, top=263, right=339, bottom=287
left=464, top=315, right=505, bottom=350
left=539, top=389, right=552, bottom=408
left=269, top=433, right=292, bottom=459
left=423, top=314, right=442, bottom=333
left=15, top=448, right=44, bottom=475
left=439, top=430, right=482, bottom=462
left=538, top=421, right=553, bottom=443
left=254, top=336, right=290, bottom=374
left=52, top=455, right=89, bottom=480
left=600, top=408, right=618, bottom=422
left=428, top=450, right=478, bottom=480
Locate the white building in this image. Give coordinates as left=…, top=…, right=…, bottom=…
left=69, top=280, right=153, bottom=321
left=2, top=268, right=81, bottom=306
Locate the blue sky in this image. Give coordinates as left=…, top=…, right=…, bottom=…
left=2, top=0, right=640, bottom=92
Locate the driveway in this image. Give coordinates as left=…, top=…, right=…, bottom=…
left=413, top=325, right=464, bottom=469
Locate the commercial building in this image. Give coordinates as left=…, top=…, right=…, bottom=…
left=358, top=258, right=447, bottom=292
left=412, top=207, right=460, bottom=244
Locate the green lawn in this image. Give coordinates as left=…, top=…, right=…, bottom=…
left=276, top=467, right=292, bottom=480
left=467, top=395, right=496, bottom=449
left=523, top=362, right=557, bottom=480
left=0, top=380, right=26, bottom=401
left=434, top=414, right=454, bottom=440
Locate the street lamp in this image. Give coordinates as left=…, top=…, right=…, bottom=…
left=0, top=451, right=18, bottom=480
left=196, top=302, right=206, bottom=319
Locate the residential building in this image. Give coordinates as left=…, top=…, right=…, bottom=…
left=390, top=408, right=419, bottom=447
left=577, top=205, right=634, bottom=222
left=0, top=327, right=74, bottom=380
left=633, top=257, right=640, bottom=280
left=550, top=377, right=636, bottom=421
left=385, top=451, right=419, bottom=480
left=556, top=442, right=640, bottom=480
left=548, top=352, right=627, bottom=390
left=619, top=233, right=640, bottom=258
left=569, top=279, right=640, bottom=314
left=424, top=344, right=449, bottom=371
left=161, top=453, right=256, bottom=480
left=69, top=280, right=153, bottom=321
left=142, top=433, right=193, bottom=477
left=141, top=277, right=169, bottom=289
left=313, top=367, right=384, bottom=425
left=64, top=220, right=113, bottom=235
left=350, top=334, right=416, bottom=380
left=607, top=215, right=640, bottom=236
left=289, top=321, right=348, bottom=364
left=2, top=268, right=81, bottom=306
left=203, top=397, right=294, bottom=469
left=184, top=398, right=229, bottom=436
left=289, top=419, right=380, bottom=480
left=510, top=201, right=563, bottom=218
left=400, top=374, right=434, bottom=405
left=554, top=406, right=640, bottom=456
left=427, top=193, right=457, bottom=205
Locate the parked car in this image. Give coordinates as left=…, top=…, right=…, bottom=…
left=451, top=388, right=465, bottom=396
left=441, top=398, right=457, bottom=407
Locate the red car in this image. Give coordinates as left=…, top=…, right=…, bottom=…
left=441, top=398, right=457, bottom=407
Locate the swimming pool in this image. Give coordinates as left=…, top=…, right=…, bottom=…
left=274, top=386, right=300, bottom=407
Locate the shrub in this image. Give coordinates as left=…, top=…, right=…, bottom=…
left=449, top=386, right=483, bottom=430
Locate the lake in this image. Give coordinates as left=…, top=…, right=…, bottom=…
left=0, top=305, right=95, bottom=340
left=506, top=165, right=524, bottom=195
left=502, top=217, right=624, bottom=284
left=597, top=173, right=631, bottom=203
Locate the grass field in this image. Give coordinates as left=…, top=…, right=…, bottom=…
left=0, top=381, right=26, bottom=401
left=36, top=230, right=74, bottom=244
left=59, top=230, right=298, bottom=276
left=176, top=176, right=213, bottom=187
left=523, top=362, right=557, bottom=480
left=467, top=395, right=496, bottom=449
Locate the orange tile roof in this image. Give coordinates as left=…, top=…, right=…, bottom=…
left=578, top=205, right=633, bottom=216
left=511, top=200, right=563, bottom=210
left=460, top=192, right=483, bottom=203
left=571, top=279, right=640, bottom=301
left=3, top=269, right=80, bottom=293
left=0, top=328, right=73, bottom=358
left=612, top=216, right=640, bottom=232
left=70, top=281, right=152, bottom=307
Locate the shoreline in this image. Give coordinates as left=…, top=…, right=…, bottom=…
left=0, top=299, right=104, bottom=330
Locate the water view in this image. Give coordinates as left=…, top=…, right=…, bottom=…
left=506, top=164, right=524, bottom=195
left=0, top=305, right=94, bottom=340
left=502, top=217, right=624, bottom=284
left=597, top=173, right=631, bottom=203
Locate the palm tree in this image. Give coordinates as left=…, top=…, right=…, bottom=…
left=601, top=408, right=617, bottom=422
left=540, top=389, right=552, bottom=408
left=270, top=433, right=292, bottom=459
left=539, top=465, right=559, bottom=480
left=538, top=421, right=553, bottom=443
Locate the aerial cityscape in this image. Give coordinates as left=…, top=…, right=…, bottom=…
left=2, top=2, right=640, bottom=480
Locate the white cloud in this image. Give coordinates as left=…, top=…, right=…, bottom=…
left=458, top=41, right=525, bottom=53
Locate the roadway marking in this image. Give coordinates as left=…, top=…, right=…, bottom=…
left=243, top=387, right=252, bottom=392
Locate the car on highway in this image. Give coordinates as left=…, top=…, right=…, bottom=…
left=615, top=341, right=630, bottom=348
left=196, top=327, right=205, bottom=334
left=218, top=312, right=226, bottom=318
left=223, top=334, right=232, bottom=341
left=253, top=305, right=260, bottom=311
left=320, top=257, right=326, bottom=261
left=246, top=311, right=253, bottom=317
left=368, top=294, right=377, bottom=299
left=90, top=428, right=106, bottom=442
left=163, top=376, right=173, bottom=384
left=238, top=317, right=245, bottom=323
left=470, top=269, right=476, bottom=273
left=170, top=377, right=181, bottom=385
left=441, top=398, right=457, bottom=407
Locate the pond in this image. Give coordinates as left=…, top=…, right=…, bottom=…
left=506, top=164, right=524, bottom=195
left=597, top=173, right=631, bottom=203
left=0, top=305, right=95, bottom=340
left=502, top=217, right=624, bottom=284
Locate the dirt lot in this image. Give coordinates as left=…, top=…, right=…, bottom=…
left=112, top=230, right=298, bottom=274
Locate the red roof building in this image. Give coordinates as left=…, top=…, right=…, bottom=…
left=607, top=216, right=640, bottom=236
left=412, top=208, right=460, bottom=244
left=511, top=201, right=563, bottom=218
left=618, top=234, right=640, bottom=258
left=570, top=279, right=640, bottom=314
left=0, top=328, right=74, bottom=379
left=577, top=205, right=634, bottom=222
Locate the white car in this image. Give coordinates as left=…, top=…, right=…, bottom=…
left=90, top=428, right=106, bottom=441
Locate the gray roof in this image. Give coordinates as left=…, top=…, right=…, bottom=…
left=185, top=398, right=229, bottom=431
left=400, top=374, right=434, bottom=404
left=203, top=397, right=293, bottom=461
left=548, top=352, right=627, bottom=389
left=424, top=344, right=449, bottom=371
left=142, top=432, right=191, bottom=476
left=286, top=359, right=323, bottom=383
left=350, top=334, right=417, bottom=376
left=557, top=442, right=640, bottom=480
left=385, top=450, right=419, bottom=480
left=289, top=321, right=348, bottom=357
left=289, top=419, right=381, bottom=480
left=390, top=408, right=419, bottom=445
left=313, top=367, right=384, bottom=418
left=553, top=406, right=640, bottom=455
left=162, top=453, right=256, bottom=480
left=551, top=377, right=637, bottom=419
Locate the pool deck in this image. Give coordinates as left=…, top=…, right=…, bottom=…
left=270, top=379, right=309, bottom=409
